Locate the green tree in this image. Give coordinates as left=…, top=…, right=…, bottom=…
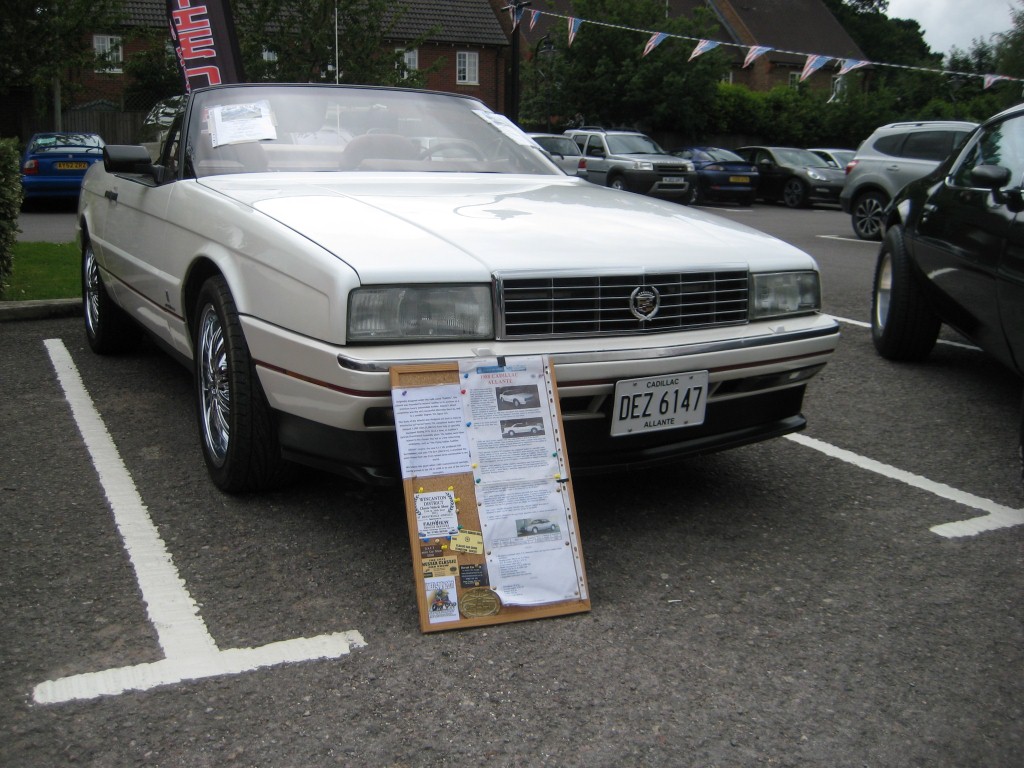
left=994, top=0, right=1024, bottom=78
left=233, top=0, right=433, bottom=87
left=527, top=0, right=728, bottom=134
left=122, top=29, right=184, bottom=110
left=0, top=0, right=123, bottom=103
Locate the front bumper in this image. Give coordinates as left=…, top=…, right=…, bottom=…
left=243, top=314, right=841, bottom=482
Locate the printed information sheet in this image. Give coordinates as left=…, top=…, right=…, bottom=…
left=391, top=357, right=590, bottom=631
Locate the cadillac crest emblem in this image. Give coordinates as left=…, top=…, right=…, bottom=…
left=629, top=285, right=661, bottom=321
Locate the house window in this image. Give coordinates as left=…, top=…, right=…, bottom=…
left=788, top=71, right=801, bottom=90
left=457, top=51, right=479, bottom=85
left=93, top=34, right=123, bottom=73
left=397, top=47, right=418, bottom=79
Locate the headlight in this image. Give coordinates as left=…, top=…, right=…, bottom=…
left=806, top=168, right=826, bottom=181
left=750, top=272, right=820, bottom=320
left=633, top=160, right=654, bottom=171
left=347, top=285, right=493, bottom=342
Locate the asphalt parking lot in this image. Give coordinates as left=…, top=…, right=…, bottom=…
left=2, top=203, right=1021, bottom=766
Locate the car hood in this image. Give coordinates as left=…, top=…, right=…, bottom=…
left=616, top=153, right=688, bottom=165
left=199, top=174, right=816, bottom=283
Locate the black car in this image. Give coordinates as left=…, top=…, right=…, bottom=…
left=735, top=146, right=846, bottom=208
left=670, top=146, right=758, bottom=205
left=871, top=104, right=1024, bottom=473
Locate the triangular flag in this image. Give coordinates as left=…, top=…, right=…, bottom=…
left=510, top=6, right=525, bottom=30
left=838, top=59, right=869, bottom=76
left=984, top=74, right=1006, bottom=89
left=529, top=9, right=539, bottom=30
left=568, top=17, right=583, bottom=47
left=688, top=39, right=720, bottom=62
left=800, top=54, right=831, bottom=82
left=643, top=32, right=668, bottom=57
left=743, top=45, right=772, bottom=68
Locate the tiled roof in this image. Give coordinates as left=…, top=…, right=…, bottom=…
left=387, top=0, right=508, bottom=46
left=123, top=0, right=508, bottom=45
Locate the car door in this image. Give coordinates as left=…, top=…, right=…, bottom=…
left=753, top=149, right=784, bottom=199
left=910, top=114, right=1024, bottom=369
left=580, top=134, right=610, bottom=185
left=96, top=114, right=191, bottom=355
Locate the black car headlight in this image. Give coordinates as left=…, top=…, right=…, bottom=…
left=347, top=285, right=493, bottom=342
left=750, top=272, right=821, bottom=319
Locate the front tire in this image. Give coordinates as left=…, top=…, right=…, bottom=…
left=782, top=178, right=809, bottom=208
left=83, top=238, right=139, bottom=354
left=608, top=175, right=626, bottom=191
left=852, top=190, right=888, bottom=241
left=193, top=275, right=291, bottom=493
left=871, top=225, right=941, bottom=361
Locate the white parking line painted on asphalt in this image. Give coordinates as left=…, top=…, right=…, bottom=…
left=831, top=316, right=982, bottom=351
left=35, top=339, right=366, bottom=705
left=786, top=433, right=1024, bottom=538
left=818, top=235, right=878, bottom=244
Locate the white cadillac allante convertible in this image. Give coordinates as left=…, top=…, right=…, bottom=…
left=79, top=83, right=839, bottom=492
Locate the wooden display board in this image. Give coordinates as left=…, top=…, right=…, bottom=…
left=390, top=357, right=590, bottom=633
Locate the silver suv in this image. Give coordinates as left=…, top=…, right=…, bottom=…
left=840, top=120, right=976, bottom=240
left=565, top=128, right=696, bottom=200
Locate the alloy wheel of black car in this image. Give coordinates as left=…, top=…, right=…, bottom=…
left=871, top=225, right=941, bottom=361
left=853, top=190, right=888, bottom=241
left=782, top=178, right=808, bottom=208
left=82, top=238, right=139, bottom=354
left=193, top=275, right=291, bottom=493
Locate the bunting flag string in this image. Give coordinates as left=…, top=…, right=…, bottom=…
left=743, top=45, right=772, bottom=68
left=527, top=9, right=1021, bottom=86
left=688, top=39, right=720, bottom=61
left=838, top=58, right=870, bottom=76
left=567, top=17, right=583, bottom=47
left=800, top=54, right=831, bottom=82
left=643, top=32, right=668, bottom=57
left=529, top=9, right=540, bottom=31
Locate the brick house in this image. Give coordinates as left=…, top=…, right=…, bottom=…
left=50, top=0, right=510, bottom=143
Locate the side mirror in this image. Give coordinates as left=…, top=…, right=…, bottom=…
left=103, top=145, right=166, bottom=183
left=970, top=164, right=1012, bottom=190
left=970, top=164, right=1023, bottom=211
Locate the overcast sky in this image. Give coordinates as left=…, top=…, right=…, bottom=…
left=886, top=0, right=1017, bottom=56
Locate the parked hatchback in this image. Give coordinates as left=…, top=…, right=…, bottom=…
left=20, top=132, right=105, bottom=202
left=841, top=120, right=976, bottom=240
left=735, top=146, right=846, bottom=208
left=670, top=146, right=758, bottom=205
left=870, top=105, right=1023, bottom=471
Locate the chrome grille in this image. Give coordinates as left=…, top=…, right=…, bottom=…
left=499, top=270, right=749, bottom=339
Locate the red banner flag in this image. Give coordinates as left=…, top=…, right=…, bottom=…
left=166, top=0, right=246, bottom=91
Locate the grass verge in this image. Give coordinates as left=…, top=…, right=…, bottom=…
left=2, top=241, right=79, bottom=301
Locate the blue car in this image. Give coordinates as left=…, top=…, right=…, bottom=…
left=21, top=132, right=105, bottom=202
left=670, top=146, right=759, bottom=205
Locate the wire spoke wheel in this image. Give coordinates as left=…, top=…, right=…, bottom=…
left=197, top=303, right=231, bottom=467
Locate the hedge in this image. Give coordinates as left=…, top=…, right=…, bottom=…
left=0, top=138, right=23, bottom=299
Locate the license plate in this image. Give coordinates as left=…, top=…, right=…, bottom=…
left=56, top=161, right=88, bottom=170
left=729, top=175, right=750, bottom=183
left=662, top=176, right=686, bottom=183
left=611, top=371, right=709, bottom=436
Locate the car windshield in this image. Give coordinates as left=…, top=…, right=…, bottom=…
left=183, top=84, right=559, bottom=178
left=533, top=136, right=580, bottom=156
left=30, top=134, right=104, bottom=152
left=606, top=134, right=664, bottom=155
left=774, top=148, right=831, bottom=168
left=704, top=148, right=745, bottom=162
